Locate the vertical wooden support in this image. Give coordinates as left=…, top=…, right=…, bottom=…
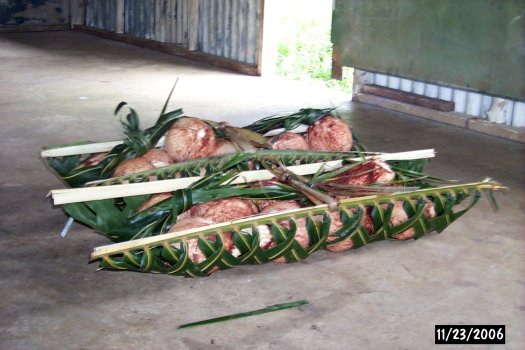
left=70, top=0, right=86, bottom=27
left=155, top=0, right=161, bottom=41
left=188, top=0, right=199, bottom=50
left=352, top=69, right=374, bottom=95
left=176, top=0, right=183, bottom=45
left=116, top=0, right=124, bottom=33
left=169, top=0, right=176, bottom=44
left=256, top=0, right=265, bottom=75
left=159, top=0, right=166, bottom=42
left=331, top=46, right=343, bottom=80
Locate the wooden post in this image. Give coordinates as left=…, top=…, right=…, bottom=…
left=155, top=0, right=161, bottom=41
left=256, top=0, right=265, bottom=76
left=188, top=0, right=199, bottom=50
left=352, top=69, right=374, bottom=96
left=116, top=0, right=124, bottom=33
left=331, top=46, right=343, bottom=80
left=69, top=0, right=86, bottom=28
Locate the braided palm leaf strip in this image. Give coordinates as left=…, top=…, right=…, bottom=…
left=91, top=180, right=504, bottom=277
left=87, top=150, right=369, bottom=186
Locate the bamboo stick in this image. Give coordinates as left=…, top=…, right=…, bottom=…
left=41, top=137, right=166, bottom=158
left=262, top=125, right=308, bottom=137
left=90, top=204, right=324, bottom=259
left=40, top=124, right=309, bottom=158
left=89, top=179, right=505, bottom=260
left=50, top=149, right=435, bottom=205
left=41, top=141, right=124, bottom=158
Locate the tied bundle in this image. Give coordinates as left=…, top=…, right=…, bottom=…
left=42, top=101, right=506, bottom=277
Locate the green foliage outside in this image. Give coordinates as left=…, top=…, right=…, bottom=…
left=275, top=1, right=352, bottom=94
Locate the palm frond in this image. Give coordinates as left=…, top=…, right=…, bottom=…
left=115, top=102, right=140, bottom=132
left=243, top=108, right=334, bottom=134
left=88, top=180, right=505, bottom=277
left=44, top=107, right=367, bottom=187
left=63, top=180, right=303, bottom=242
left=86, top=149, right=435, bottom=187
left=87, top=150, right=366, bottom=186
left=45, top=106, right=184, bottom=187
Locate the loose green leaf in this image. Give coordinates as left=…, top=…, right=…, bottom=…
left=178, top=300, right=309, bottom=329
left=160, top=79, right=179, bottom=116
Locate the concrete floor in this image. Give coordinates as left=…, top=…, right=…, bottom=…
left=0, top=31, right=523, bottom=350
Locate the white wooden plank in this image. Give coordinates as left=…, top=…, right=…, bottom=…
left=50, top=149, right=435, bottom=205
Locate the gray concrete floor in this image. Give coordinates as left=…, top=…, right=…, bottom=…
left=0, top=31, right=524, bottom=350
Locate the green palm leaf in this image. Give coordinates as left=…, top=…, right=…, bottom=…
left=45, top=107, right=366, bottom=187
left=63, top=180, right=303, bottom=242
left=243, top=108, right=333, bottom=134
left=88, top=180, right=505, bottom=277
left=86, top=149, right=432, bottom=188
left=46, top=106, right=184, bottom=187
left=62, top=151, right=439, bottom=242
left=178, top=300, right=309, bottom=329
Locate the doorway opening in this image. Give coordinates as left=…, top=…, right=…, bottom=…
left=262, top=0, right=353, bottom=95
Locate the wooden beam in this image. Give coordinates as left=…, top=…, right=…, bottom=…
left=467, top=118, right=525, bottom=143
left=353, top=93, right=467, bottom=128
left=353, top=93, right=525, bottom=143
left=361, top=84, right=455, bottom=112
left=0, top=24, right=69, bottom=33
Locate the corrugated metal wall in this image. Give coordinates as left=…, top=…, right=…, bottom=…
left=86, top=0, right=118, bottom=32
left=83, top=0, right=261, bottom=65
left=124, top=0, right=156, bottom=40
left=121, top=0, right=192, bottom=45
left=197, top=0, right=260, bottom=65
left=370, top=72, right=525, bottom=128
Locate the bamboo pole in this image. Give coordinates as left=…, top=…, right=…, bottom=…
left=41, top=137, right=167, bottom=158
left=40, top=126, right=309, bottom=158
left=50, top=149, right=435, bottom=205
left=89, top=179, right=505, bottom=260
left=90, top=204, right=323, bottom=259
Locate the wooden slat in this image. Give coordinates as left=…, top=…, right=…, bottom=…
left=362, top=84, right=455, bottom=112
left=353, top=93, right=468, bottom=128
left=188, top=0, right=199, bottom=50
left=0, top=24, right=69, bottom=33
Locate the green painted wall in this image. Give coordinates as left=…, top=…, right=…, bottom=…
left=332, top=0, right=525, bottom=100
